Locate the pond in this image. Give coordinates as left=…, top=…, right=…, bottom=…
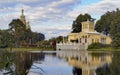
left=0, top=50, right=120, bottom=75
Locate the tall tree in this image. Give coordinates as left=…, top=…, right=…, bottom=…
left=9, top=19, right=26, bottom=47
left=95, top=11, right=114, bottom=35
left=110, top=9, right=120, bottom=48
left=95, top=8, right=120, bottom=48
left=0, top=30, right=12, bottom=48
left=71, top=13, right=93, bottom=33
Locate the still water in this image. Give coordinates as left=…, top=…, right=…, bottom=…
left=0, top=50, right=120, bottom=75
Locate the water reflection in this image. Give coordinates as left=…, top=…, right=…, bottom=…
left=15, top=51, right=45, bottom=75
left=109, top=52, right=120, bottom=75
left=57, top=51, right=112, bottom=75
left=0, top=50, right=15, bottom=75
left=0, top=50, right=45, bottom=75
left=1, top=50, right=120, bottom=75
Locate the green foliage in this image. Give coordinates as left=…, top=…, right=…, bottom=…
left=110, top=9, right=120, bottom=48
left=71, top=13, right=93, bottom=33
left=49, top=36, right=63, bottom=43
left=8, top=19, right=45, bottom=47
left=95, top=11, right=112, bottom=35
left=30, top=32, right=45, bottom=44
left=38, top=40, right=50, bottom=45
left=95, top=8, right=120, bottom=48
left=0, top=19, right=45, bottom=48
left=9, top=19, right=27, bottom=47
left=0, top=30, right=13, bottom=48
left=88, top=43, right=110, bottom=49
left=37, top=36, right=67, bottom=50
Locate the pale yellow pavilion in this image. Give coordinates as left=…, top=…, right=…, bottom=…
left=68, top=20, right=112, bottom=45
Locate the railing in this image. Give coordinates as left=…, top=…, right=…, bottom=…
left=56, top=42, right=88, bottom=50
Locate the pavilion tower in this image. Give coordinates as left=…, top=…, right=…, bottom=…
left=81, top=20, right=95, bottom=32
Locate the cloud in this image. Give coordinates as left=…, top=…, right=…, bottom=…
left=3, top=0, right=120, bottom=39
left=0, top=0, right=39, bottom=4
left=0, top=0, right=76, bottom=39
left=31, top=25, right=71, bottom=39
left=67, top=0, right=120, bottom=20
left=0, top=0, right=81, bottom=26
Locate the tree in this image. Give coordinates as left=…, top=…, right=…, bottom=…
left=71, top=13, right=93, bottom=33
left=110, top=9, right=120, bottom=48
left=9, top=19, right=26, bottom=47
left=29, top=32, right=45, bottom=44
left=95, top=11, right=114, bottom=35
left=0, top=30, right=12, bottom=48
left=95, top=8, right=120, bottom=48
left=8, top=19, right=45, bottom=47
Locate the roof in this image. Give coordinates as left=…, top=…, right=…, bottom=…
left=87, top=31, right=100, bottom=34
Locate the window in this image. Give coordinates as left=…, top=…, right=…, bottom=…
left=85, top=38, right=87, bottom=43
left=80, top=38, right=81, bottom=43
left=85, top=36, right=87, bottom=43
left=97, top=39, right=99, bottom=42
left=92, top=39, right=94, bottom=43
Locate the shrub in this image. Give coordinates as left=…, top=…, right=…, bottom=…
left=88, top=43, right=111, bottom=49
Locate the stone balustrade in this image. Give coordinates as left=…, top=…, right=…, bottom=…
left=56, top=42, right=88, bottom=50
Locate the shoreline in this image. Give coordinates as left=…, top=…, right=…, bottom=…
left=0, top=47, right=120, bottom=52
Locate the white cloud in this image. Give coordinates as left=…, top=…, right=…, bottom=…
left=67, top=0, right=120, bottom=20
left=3, top=0, right=120, bottom=39
left=31, top=25, right=71, bottom=39
left=49, top=0, right=74, bottom=7
left=0, top=0, right=39, bottom=4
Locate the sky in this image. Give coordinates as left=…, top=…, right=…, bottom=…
left=0, top=0, right=120, bottom=39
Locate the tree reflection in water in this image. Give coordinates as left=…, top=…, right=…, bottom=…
left=0, top=50, right=45, bottom=75
left=15, top=51, right=45, bottom=75
left=96, top=64, right=110, bottom=75
left=15, top=51, right=33, bottom=75
left=0, top=50, right=15, bottom=75
left=73, top=67, right=82, bottom=75
left=110, top=52, right=120, bottom=75
left=95, top=52, right=120, bottom=75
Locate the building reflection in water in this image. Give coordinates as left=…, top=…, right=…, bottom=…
left=57, top=50, right=112, bottom=75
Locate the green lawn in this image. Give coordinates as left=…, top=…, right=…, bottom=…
left=3, top=47, right=55, bottom=51
left=88, top=47, right=120, bottom=51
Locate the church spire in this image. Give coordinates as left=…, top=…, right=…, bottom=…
left=20, top=8, right=26, bottom=24
left=26, top=21, right=31, bottom=30
left=21, top=8, right=24, bottom=16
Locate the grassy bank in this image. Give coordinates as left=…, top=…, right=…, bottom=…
left=88, top=47, right=120, bottom=51
left=1, top=47, right=55, bottom=51
left=88, top=43, right=120, bottom=51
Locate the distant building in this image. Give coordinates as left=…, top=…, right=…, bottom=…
left=68, top=20, right=112, bottom=45
left=19, top=9, right=45, bottom=46
left=20, top=9, right=31, bottom=31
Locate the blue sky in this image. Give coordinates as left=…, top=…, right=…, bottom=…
left=0, top=0, right=120, bottom=39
